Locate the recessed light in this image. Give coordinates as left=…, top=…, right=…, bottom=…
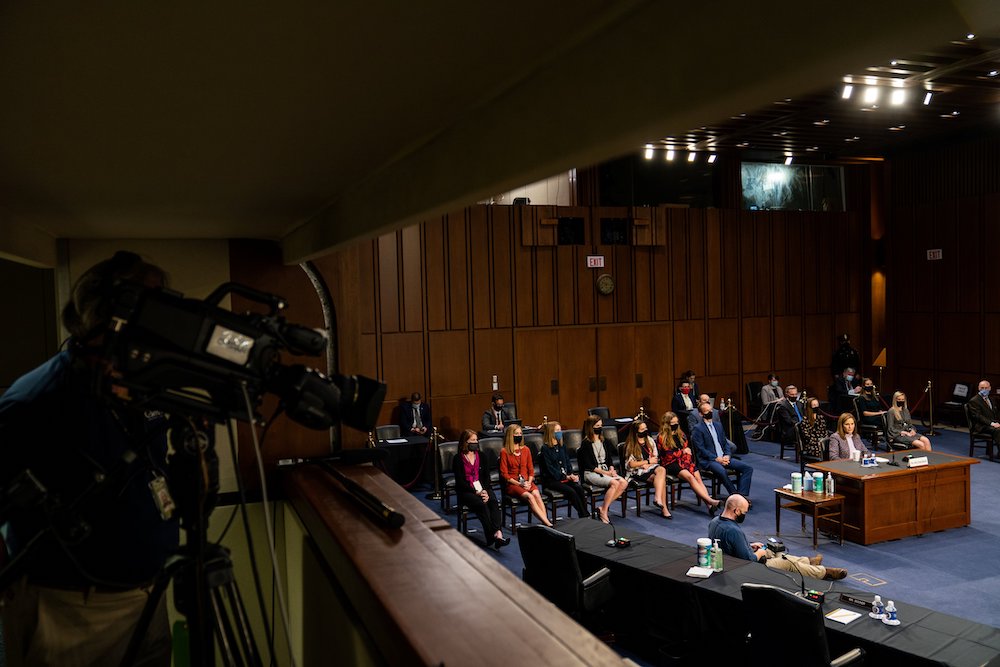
left=967, top=33, right=976, bottom=40
left=923, top=91, right=933, bottom=105
left=687, top=152, right=697, bottom=162
left=989, top=70, right=998, bottom=77
left=890, top=59, right=898, bottom=66
left=708, top=154, right=717, bottom=164
left=842, top=84, right=854, bottom=99
left=644, top=145, right=654, bottom=159
left=864, top=87, right=879, bottom=104
left=784, top=156, right=793, bottom=165
left=666, top=149, right=675, bottom=161
left=737, top=141, right=749, bottom=148
left=890, top=89, right=906, bottom=105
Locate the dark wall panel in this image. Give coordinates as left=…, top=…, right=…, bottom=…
left=401, top=224, right=423, bottom=332
left=377, top=234, right=400, bottom=333
left=474, top=329, right=514, bottom=397
left=429, top=330, right=470, bottom=397
left=425, top=218, right=447, bottom=331
left=448, top=213, right=470, bottom=330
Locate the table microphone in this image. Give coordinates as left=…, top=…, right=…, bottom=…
left=606, top=519, right=630, bottom=548
left=783, top=554, right=824, bottom=603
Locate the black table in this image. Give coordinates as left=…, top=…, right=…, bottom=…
left=376, top=435, right=429, bottom=485
left=559, top=519, right=1000, bottom=666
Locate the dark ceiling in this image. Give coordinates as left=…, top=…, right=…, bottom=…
left=646, top=35, right=1000, bottom=162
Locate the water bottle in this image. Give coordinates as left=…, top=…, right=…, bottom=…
left=712, top=539, right=723, bottom=572
left=882, top=600, right=900, bottom=626
left=869, top=594, right=884, bottom=619
left=803, top=471, right=813, bottom=493
left=826, top=472, right=835, bottom=496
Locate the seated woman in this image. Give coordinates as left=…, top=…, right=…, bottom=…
left=829, top=413, right=868, bottom=461
left=886, top=391, right=932, bottom=451
left=857, top=377, right=886, bottom=428
left=622, top=420, right=672, bottom=519
left=800, top=397, right=829, bottom=460
left=452, top=429, right=509, bottom=548
left=498, top=425, right=553, bottom=526
left=760, top=373, right=783, bottom=405
left=539, top=421, right=589, bottom=519
left=655, top=411, right=721, bottom=515
left=576, top=414, right=628, bottom=524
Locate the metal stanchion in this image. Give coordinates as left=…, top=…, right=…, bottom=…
left=925, top=380, right=938, bottom=436
left=425, top=426, right=443, bottom=500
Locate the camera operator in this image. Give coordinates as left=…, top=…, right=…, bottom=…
left=0, top=251, right=176, bottom=667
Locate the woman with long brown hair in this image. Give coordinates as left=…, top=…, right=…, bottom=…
left=656, top=411, right=721, bottom=515
left=576, top=414, right=628, bottom=523
left=452, top=429, right=509, bottom=548
left=623, top=419, right=672, bottom=519
left=800, top=397, right=829, bottom=460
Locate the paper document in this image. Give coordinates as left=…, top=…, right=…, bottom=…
left=385, top=438, right=409, bottom=444
left=615, top=417, right=633, bottom=423
left=875, top=456, right=889, bottom=463
left=825, top=608, right=862, bottom=625
left=686, top=566, right=714, bottom=578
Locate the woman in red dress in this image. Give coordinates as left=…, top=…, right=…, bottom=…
left=657, top=411, right=721, bottom=515
left=498, top=424, right=552, bottom=527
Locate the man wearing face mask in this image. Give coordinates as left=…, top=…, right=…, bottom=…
left=760, top=374, right=782, bottom=405
left=481, top=392, right=507, bottom=434
left=775, top=385, right=803, bottom=458
left=709, top=495, right=846, bottom=580
left=692, top=402, right=753, bottom=498
left=967, top=380, right=1000, bottom=454
left=829, top=367, right=861, bottom=413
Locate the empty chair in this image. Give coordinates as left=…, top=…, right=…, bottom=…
left=375, top=424, right=401, bottom=440
left=518, top=525, right=613, bottom=620
left=745, top=381, right=764, bottom=418
left=740, top=583, right=864, bottom=667
left=588, top=406, right=611, bottom=421
left=561, top=429, right=583, bottom=467
left=437, top=441, right=459, bottom=512
left=601, top=425, right=619, bottom=448
left=939, top=382, right=974, bottom=427
left=478, top=437, right=505, bottom=491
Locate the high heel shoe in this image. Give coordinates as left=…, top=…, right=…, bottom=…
left=661, top=512, right=673, bottom=520
left=708, top=502, right=721, bottom=517
left=494, top=535, right=510, bottom=548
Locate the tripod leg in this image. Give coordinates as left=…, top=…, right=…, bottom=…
left=209, top=579, right=264, bottom=667
left=119, top=572, right=173, bottom=667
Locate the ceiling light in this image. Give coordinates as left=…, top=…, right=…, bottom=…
left=814, top=119, right=830, bottom=126
left=923, top=91, right=933, bottom=105
left=989, top=70, right=998, bottom=77
left=967, top=33, right=976, bottom=40
left=644, top=145, right=654, bottom=160
left=687, top=152, right=696, bottom=162
left=890, top=89, right=906, bottom=105
left=737, top=141, right=749, bottom=148
left=708, top=154, right=717, bottom=164
left=863, top=87, right=879, bottom=104
left=784, top=156, right=793, bottom=165
left=888, top=125, right=906, bottom=131
left=666, top=149, right=675, bottom=161
left=890, top=59, right=898, bottom=66
left=842, top=84, right=854, bottom=99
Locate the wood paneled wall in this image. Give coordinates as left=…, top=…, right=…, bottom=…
left=230, top=205, right=863, bottom=452
left=885, top=137, right=1000, bottom=406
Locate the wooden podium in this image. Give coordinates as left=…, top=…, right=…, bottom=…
left=808, top=451, right=978, bottom=545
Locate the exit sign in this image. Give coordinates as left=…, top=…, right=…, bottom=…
left=587, top=255, right=605, bottom=268
left=926, top=249, right=943, bottom=261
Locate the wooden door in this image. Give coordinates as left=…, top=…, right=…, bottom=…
left=557, top=327, right=596, bottom=427
left=513, top=329, right=560, bottom=426
left=596, top=325, right=634, bottom=417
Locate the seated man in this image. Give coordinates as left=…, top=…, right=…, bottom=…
left=481, top=392, right=507, bottom=434
left=691, top=402, right=752, bottom=498
left=687, top=394, right=720, bottom=434
left=774, top=385, right=803, bottom=453
left=968, top=379, right=1000, bottom=453
left=760, top=374, right=783, bottom=405
left=829, top=367, right=860, bottom=413
left=400, top=391, right=431, bottom=436
left=709, top=495, right=846, bottom=580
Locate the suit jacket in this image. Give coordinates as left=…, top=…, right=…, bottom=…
left=967, top=394, right=1000, bottom=435
left=774, top=399, right=802, bottom=444
left=828, top=432, right=867, bottom=461
left=672, top=392, right=696, bottom=416
left=481, top=408, right=506, bottom=433
left=687, top=408, right=721, bottom=434
left=691, top=420, right=734, bottom=468
left=400, top=402, right=431, bottom=433
left=828, top=378, right=858, bottom=412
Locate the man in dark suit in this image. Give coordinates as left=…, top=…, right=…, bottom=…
left=400, top=391, right=431, bottom=436
left=481, top=392, right=507, bottom=434
left=775, top=385, right=803, bottom=455
left=968, top=379, right=1000, bottom=453
left=828, top=367, right=860, bottom=413
left=691, top=402, right=753, bottom=498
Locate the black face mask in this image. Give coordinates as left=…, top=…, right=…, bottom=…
left=513, top=435, right=523, bottom=444
left=495, top=404, right=503, bottom=412
left=896, top=401, right=904, bottom=408
left=637, top=431, right=648, bottom=439
left=735, top=511, right=747, bottom=524
left=865, top=386, right=874, bottom=393
left=702, top=412, right=713, bottom=421
left=670, top=423, right=680, bottom=431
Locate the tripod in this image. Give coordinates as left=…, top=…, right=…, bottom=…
left=122, top=419, right=263, bottom=667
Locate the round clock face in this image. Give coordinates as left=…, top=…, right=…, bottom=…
left=596, top=273, right=615, bottom=295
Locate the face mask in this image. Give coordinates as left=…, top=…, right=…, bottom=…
left=670, top=423, right=679, bottom=431
left=811, top=405, right=819, bottom=412
left=981, top=389, right=991, bottom=398
left=846, top=374, right=855, bottom=382
left=865, top=386, right=874, bottom=393
left=788, top=396, right=798, bottom=402
left=495, top=404, right=503, bottom=412
left=770, top=380, right=779, bottom=387
left=681, top=387, right=690, bottom=395
left=638, top=431, right=648, bottom=439
left=896, top=401, right=904, bottom=408
left=554, top=431, right=563, bottom=442
left=735, top=511, right=747, bottom=524
left=513, top=435, right=523, bottom=444
left=702, top=412, right=713, bottom=421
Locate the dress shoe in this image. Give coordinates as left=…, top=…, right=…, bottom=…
left=809, top=554, right=824, bottom=566
left=653, top=500, right=664, bottom=510
left=494, top=536, right=510, bottom=548
left=708, top=502, right=720, bottom=517
left=823, top=567, right=848, bottom=580
left=661, top=513, right=673, bottom=520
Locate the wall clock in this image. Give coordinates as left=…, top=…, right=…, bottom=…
left=596, top=273, right=615, bottom=295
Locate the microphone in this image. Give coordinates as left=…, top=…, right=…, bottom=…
left=924, top=380, right=932, bottom=393
left=605, top=519, right=630, bottom=548
left=782, top=553, right=824, bottom=602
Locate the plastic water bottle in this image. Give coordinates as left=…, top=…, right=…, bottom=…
left=826, top=472, right=835, bottom=496
left=712, top=539, right=723, bottom=572
left=869, top=594, right=884, bottom=619
left=882, top=600, right=900, bottom=626
left=803, top=471, right=814, bottom=493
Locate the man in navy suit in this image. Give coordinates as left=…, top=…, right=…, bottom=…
left=400, top=392, right=431, bottom=436
left=692, top=401, right=753, bottom=498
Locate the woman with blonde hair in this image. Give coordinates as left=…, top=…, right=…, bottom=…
left=539, top=421, right=589, bottom=519
left=576, top=414, right=628, bottom=523
left=886, top=391, right=932, bottom=451
left=498, top=424, right=552, bottom=526
left=656, top=411, right=721, bottom=515
left=623, top=420, right=672, bottom=519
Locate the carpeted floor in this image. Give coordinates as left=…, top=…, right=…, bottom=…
left=410, top=425, right=1000, bottom=631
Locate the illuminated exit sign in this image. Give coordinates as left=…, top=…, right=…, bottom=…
left=587, top=255, right=605, bottom=268
left=926, top=249, right=943, bottom=261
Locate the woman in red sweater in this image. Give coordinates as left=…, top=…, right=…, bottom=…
left=498, top=424, right=552, bottom=527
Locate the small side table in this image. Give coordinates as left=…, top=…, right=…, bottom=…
left=774, top=488, right=844, bottom=550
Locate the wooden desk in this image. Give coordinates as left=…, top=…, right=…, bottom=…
left=808, top=451, right=978, bottom=545
left=773, top=488, right=844, bottom=549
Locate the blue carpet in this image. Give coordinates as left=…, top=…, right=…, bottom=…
left=410, top=426, right=1000, bottom=633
